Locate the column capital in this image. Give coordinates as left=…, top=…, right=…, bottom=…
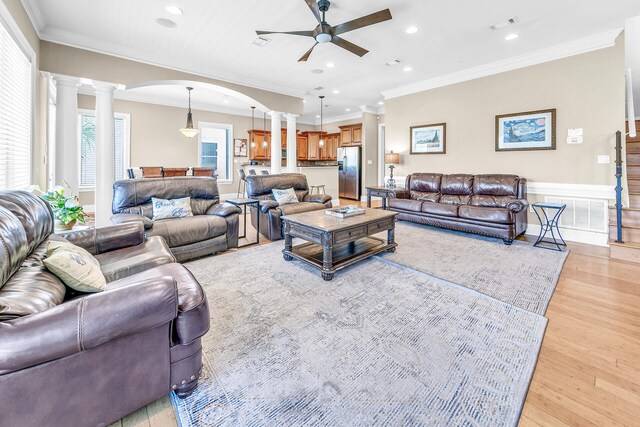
left=93, top=83, right=116, bottom=94
left=284, top=113, right=300, bottom=120
left=54, top=76, right=80, bottom=88
left=268, top=111, right=284, bottom=118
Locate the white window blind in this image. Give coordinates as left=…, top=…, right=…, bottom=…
left=0, top=20, right=32, bottom=190
left=47, top=94, right=56, bottom=189
left=199, top=123, right=231, bottom=181
left=79, top=111, right=129, bottom=188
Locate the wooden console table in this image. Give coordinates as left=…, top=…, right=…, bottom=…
left=365, top=186, right=398, bottom=209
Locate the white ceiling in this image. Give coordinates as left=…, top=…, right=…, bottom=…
left=24, top=0, right=640, bottom=121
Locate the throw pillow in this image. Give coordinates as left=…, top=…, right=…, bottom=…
left=272, top=188, right=299, bottom=205
left=44, top=241, right=106, bottom=293
left=152, top=196, right=193, bottom=220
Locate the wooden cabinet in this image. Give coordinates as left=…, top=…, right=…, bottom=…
left=339, top=124, right=362, bottom=146
left=297, top=136, right=308, bottom=160
left=320, top=133, right=340, bottom=160
left=248, top=130, right=271, bottom=160
left=250, top=129, right=339, bottom=162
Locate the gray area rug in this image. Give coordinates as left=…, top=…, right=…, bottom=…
left=377, top=222, right=569, bottom=315
left=171, top=243, right=547, bottom=427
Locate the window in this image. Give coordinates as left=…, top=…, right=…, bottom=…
left=0, top=16, right=33, bottom=190
left=79, top=110, right=130, bottom=188
left=47, top=82, right=56, bottom=189
left=199, top=122, right=232, bottom=182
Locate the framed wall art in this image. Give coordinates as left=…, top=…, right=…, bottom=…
left=495, top=109, right=556, bottom=152
left=410, top=123, right=446, bottom=154
left=234, top=139, right=248, bottom=157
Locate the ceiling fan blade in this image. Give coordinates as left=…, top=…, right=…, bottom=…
left=298, top=43, right=319, bottom=62
left=333, top=9, right=392, bottom=35
left=331, top=36, right=368, bottom=57
left=256, top=30, right=315, bottom=37
left=303, top=0, right=322, bottom=23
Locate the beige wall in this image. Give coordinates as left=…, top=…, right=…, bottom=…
left=384, top=40, right=625, bottom=186
left=77, top=95, right=314, bottom=200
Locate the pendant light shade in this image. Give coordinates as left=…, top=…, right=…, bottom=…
left=319, top=95, right=325, bottom=147
left=179, top=87, right=199, bottom=138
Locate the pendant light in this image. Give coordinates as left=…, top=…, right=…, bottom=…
left=250, top=106, right=256, bottom=148
left=319, top=95, right=325, bottom=147
left=179, top=87, right=199, bottom=138
left=263, top=112, right=268, bottom=148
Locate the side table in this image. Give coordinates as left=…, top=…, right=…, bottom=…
left=532, top=203, right=567, bottom=251
left=365, top=186, right=397, bottom=209
left=225, top=198, right=261, bottom=247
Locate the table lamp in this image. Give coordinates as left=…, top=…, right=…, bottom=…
left=384, top=150, right=400, bottom=188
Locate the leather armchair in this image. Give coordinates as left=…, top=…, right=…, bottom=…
left=0, top=191, right=211, bottom=426
left=111, top=176, right=241, bottom=262
left=245, top=173, right=333, bottom=240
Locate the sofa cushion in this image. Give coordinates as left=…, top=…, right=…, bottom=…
left=0, top=266, right=66, bottom=321
left=473, top=175, right=520, bottom=196
left=421, top=202, right=459, bottom=217
left=0, top=206, right=29, bottom=290
left=440, top=195, right=471, bottom=205
left=147, top=215, right=228, bottom=247
left=470, top=195, right=520, bottom=209
left=278, top=202, right=327, bottom=216
left=44, top=241, right=106, bottom=293
left=409, top=173, right=442, bottom=193
left=0, top=191, right=54, bottom=253
left=388, top=198, right=423, bottom=212
left=441, top=174, right=474, bottom=195
left=96, top=236, right=175, bottom=282
left=411, top=191, right=440, bottom=202
left=458, top=205, right=515, bottom=224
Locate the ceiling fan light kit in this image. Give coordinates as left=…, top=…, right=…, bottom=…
left=256, top=0, right=392, bottom=62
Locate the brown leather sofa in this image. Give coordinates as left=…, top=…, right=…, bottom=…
left=0, top=191, right=210, bottom=426
left=388, top=173, right=528, bottom=244
left=245, top=173, right=333, bottom=240
left=111, top=176, right=241, bottom=262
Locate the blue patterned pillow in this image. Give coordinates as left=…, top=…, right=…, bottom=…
left=272, top=188, right=299, bottom=205
left=152, top=197, right=193, bottom=220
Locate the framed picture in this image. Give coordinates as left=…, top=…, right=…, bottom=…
left=410, top=123, right=446, bottom=154
left=495, top=109, right=556, bottom=152
left=234, top=139, right=247, bottom=157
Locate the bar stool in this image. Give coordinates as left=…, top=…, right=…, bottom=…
left=310, top=185, right=326, bottom=194
left=260, top=170, right=270, bottom=175
left=237, top=169, right=247, bottom=197
left=248, top=169, right=257, bottom=175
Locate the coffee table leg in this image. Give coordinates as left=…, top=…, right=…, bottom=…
left=367, top=191, right=372, bottom=208
left=387, top=227, right=396, bottom=252
left=283, top=223, right=293, bottom=261
left=322, top=232, right=334, bottom=281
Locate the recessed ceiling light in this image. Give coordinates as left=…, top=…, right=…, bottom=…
left=303, top=99, right=306, bottom=103
left=156, top=18, right=177, bottom=28
left=346, top=108, right=351, bottom=112
left=406, top=26, right=418, bottom=34
left=223, top=99, right=229, bottom=104
left=378, top=101, right=384, bottom=105
left=316, top=115, right=321, bottom=118
left=332, top=89, right=340, bottom=94
left=326, top=62, right=335, bottom=68
left=165, top=6, right=183, bottom=16
left=403, top=66, right=413, bottom=72
left=252, top=36, right=270, bottom=47
left=505, top=33, right=519, bottom=41
left=311, top=69, right=324, bottom=74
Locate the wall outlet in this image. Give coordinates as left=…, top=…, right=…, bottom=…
left=566, top=136, right=583, bottom=144
left=367, top=160, right=373, bottom=165
left=597, top=155, right=610, bottom=164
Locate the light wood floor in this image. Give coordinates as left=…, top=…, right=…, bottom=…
left=112, top=200, right=640, bottom=427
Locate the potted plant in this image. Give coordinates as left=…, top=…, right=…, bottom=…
left=40, top=186, right=88, bottom=231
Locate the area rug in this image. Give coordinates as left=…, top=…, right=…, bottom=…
left=170, top=243, right=547, bottom=427
left=376, top=222, right=569, bottom=315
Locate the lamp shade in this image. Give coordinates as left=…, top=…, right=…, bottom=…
left=385, top=152, right=400, bottom=165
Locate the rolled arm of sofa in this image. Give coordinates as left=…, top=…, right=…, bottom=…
left=62, top=222, right=145, bottom=255
left=260, top=200, right=280, bottom=213
left=0, top=277, right=178, bottom=375
left=391, top=189, right=411, bottom=199
left=207, top=203, right=242, bottom=217
left=110, top=213, right=154, bottom=230
left=506, top=199, right=529, bottom=213
left=303, top=194, right=332, bottom=204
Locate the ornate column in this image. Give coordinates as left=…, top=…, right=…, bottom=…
left=269, top=111, right=283, bottom=174
left=94, top=84, right=116, bottom=227
left=285, top=114, right=299, bottom=172
left=54, top=76, right=79, bottom=196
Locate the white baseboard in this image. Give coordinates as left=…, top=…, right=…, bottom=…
left=525, top=223, right=609, bottom=247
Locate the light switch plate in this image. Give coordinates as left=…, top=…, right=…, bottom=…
left=566, top=136, right=583, bottom=144
left=597, top=155, right=610, bottom=164
left=568, top=128, right=583, bottom=137
left=367, top=160, right=373, bottom=165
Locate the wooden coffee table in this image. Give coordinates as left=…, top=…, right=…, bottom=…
left=281, top=208, right=398, bottom=281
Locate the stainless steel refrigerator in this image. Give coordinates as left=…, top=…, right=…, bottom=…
left=337, top=146, right=361, bottom=200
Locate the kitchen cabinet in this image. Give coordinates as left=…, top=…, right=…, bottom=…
left=320, top=133, right=340, bottom=160
left=297, top=136, right=308, bottom=160
left=338, top=124, right=362, bottom=146
left=248, top=130, right=271, bottom=160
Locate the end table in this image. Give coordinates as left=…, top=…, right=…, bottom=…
left=225, top=198, right=261, bottom=247
left=532, top=203, right=567, bottom=251
left=365, top=186, right=397, bottom=209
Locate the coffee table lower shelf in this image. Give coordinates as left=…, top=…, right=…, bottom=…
left=283, top=236, right=396, bottom=281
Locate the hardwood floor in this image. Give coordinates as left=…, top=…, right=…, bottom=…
left=113, top=200, right=640, bottom=427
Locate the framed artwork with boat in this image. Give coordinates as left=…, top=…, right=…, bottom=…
left=410, top=123, right=447, bottom=154
left=495, top=109, right=556, bottom=152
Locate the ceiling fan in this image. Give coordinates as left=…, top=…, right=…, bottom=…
left=256, top=0, right=392, bottom=62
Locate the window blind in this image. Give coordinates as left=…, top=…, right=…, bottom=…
left=0, top=20, right=32, bottom=190
left=79, top=113, right=128, bottom=187
left=47, top=96, right=56, bottom=189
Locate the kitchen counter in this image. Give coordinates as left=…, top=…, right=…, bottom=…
left=297, top=166, right=339, bottom=204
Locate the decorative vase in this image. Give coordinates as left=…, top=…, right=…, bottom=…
left=54, top=219, right=76, bottom=231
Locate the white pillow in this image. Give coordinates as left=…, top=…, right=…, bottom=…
left=272, top=188, right=299, bottom=205
left=152, top=196, right=193, bottom=220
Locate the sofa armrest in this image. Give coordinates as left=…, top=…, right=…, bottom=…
left=61, top=222, right=145, bottom=255
left=206, top=203, right=242, bottom=217
left=391, top=189, right=411, bottom=199
left=303, top=194, right=332, bottom=204
left=507, top=200, right=528, bottom=213
left=0, top=277, right=178, bottom=375
left=260, top=200, right=280, bottom=213
left=111, top=213, right=154, bottom=230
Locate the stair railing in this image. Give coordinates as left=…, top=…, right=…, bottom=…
left=615, top=130, right=624, bottom=243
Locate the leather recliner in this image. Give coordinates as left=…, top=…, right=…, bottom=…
left=111, top=176, right=241, bottom=262
left=388, top=173, right=528, bottom=244
left=245, top=173, right=333, bottom=240
left=0, top=191, right=210, bottom=426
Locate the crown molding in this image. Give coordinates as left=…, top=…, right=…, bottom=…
left=382, top=28, right=623, bottom=100
left=19, top=0, right=43, bottom=37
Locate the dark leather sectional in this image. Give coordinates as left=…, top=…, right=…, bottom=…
left=0, top=191, right=210, bottom=426
left=388, top=173, right=528, bottom=244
